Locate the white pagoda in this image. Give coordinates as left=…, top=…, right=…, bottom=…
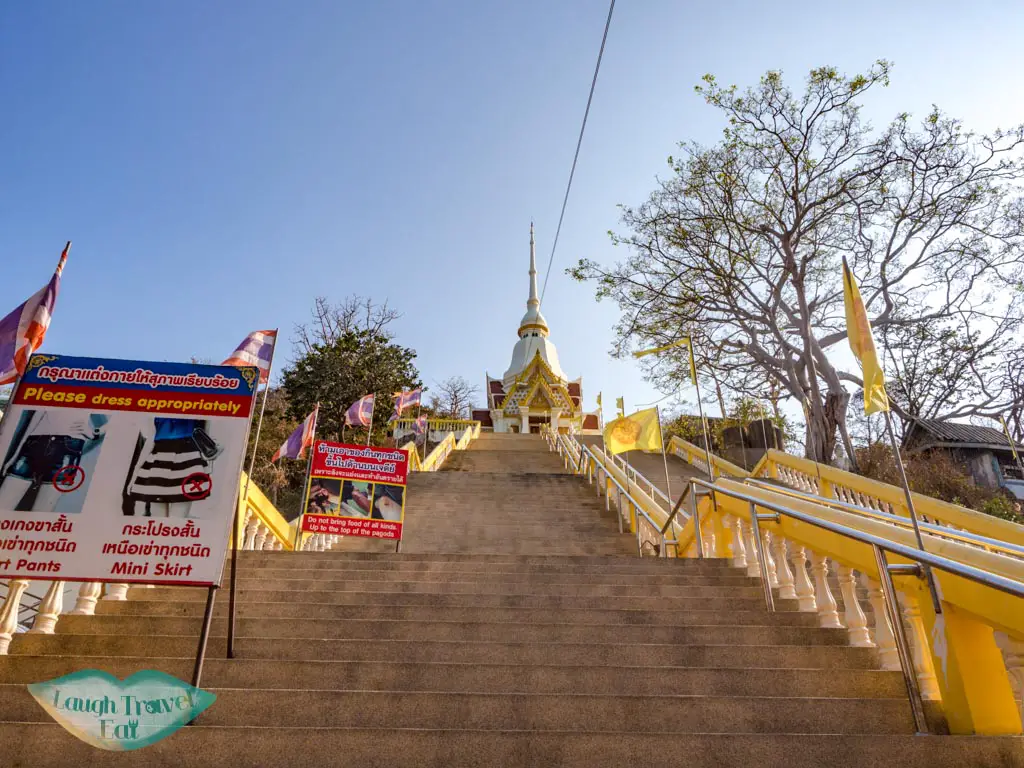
left=473, top=225, right=601, bottom=435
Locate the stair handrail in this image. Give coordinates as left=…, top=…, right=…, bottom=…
left=669, top=435, right=1024, bottom=549
left=684, top=475, right=1024, bottom=736
left=239, top=470, right=294, bottom=551
left=545, top=430, right=686, bottom=553
left=744, top=478, right=1024, bottom=561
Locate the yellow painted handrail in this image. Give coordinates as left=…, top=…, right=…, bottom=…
left=393, top=418, right=482, bottom=430
left=238, top=471, right=293, bottom=550
left=751, top=449, right=1024, bottom=548
left=668, top=436, right=1024, bottom=548
left=668, top=436, right=750, bottom=479
left=400, top=441, right=423, bottom=472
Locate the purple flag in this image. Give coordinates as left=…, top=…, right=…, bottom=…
left=345, top=394, right=375, bottom=427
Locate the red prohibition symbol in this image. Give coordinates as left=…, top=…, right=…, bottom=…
left=182, top=472, right=213, bottom=501
left=52, top=465, right=86, bottom=493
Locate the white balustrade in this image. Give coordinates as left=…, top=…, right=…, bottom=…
left=729, top=516, right=747, bottom=569
left=836, top=565, right=872, bottom=647
left=742, top=520, right=760, bottom=578
left=789, top=545, right=817, bottom=612
left=899, top=592, right=942, bottom=700
left=28, top=580, right=64, bottom=634
left=770, top=535, right=797, bottom=600
left=808, top=552, right=842, bottom=628
left=861, top=574, right=900, bottom=669
left=242, top=515, right=260, bottom=550
left=104, top=583, right=130, bottom=601
left=0, top=579, right=31, bottom=654
left=761, top=531, right=779, bottom=588
left=70, top=581, right=104, bottom=615
left=253, top=522, right=269, bottom=551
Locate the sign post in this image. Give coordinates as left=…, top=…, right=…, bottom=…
left=0, top=354, right=258, bottom=684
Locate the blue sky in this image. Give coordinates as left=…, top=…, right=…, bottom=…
left=2, top=1, right=1023, bottom=417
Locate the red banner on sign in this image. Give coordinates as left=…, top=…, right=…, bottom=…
left=302, top=513, right=402, bottom=540
left=309, top=441, right=409, bottom=485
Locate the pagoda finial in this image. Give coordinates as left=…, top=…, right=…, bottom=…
left=528, top=222, right=539, bottom=308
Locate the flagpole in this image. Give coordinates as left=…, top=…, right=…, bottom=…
left=883, top=409, right=941, bottom=613
left=293, top=403, right=319, bottom=551
left=999, top=415, right=1024, bottom=479
left=416, top=402, right=424, bottom=462
left=240, top=330, right=278, bottom=515
left=657, top=405, right=674, bottom=503
left=692, top=366, right=715, bottom=481
left=228, top=331, right=277, bottom=659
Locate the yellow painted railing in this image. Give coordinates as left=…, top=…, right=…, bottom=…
left=417, top=424, right=479, bottom=472
left=239, top=471, right=293, bottom=551
left=547, top=429, right=1024, bottom=735
left=393, top=418, right=481, bottom=433
left=668, top=436, right=750, bottom=479
left=669, top=436, right=1024, bottom=549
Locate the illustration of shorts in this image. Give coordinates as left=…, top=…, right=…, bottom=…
left=4, top=435, right=85, bottom=487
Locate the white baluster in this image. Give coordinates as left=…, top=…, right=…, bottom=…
left=242, top=516, right=260, bottom=550
left=861, top=574, right=899, bottom=669
left=69, top=581, right=103, bottom=615
left=836, top=565, right=872, bottom=647
left=103, top=583, right=130, bottom=601
left=253, top=522, right=269, bottom=551
left=761, top=531, right=779, bottom=588
left=899, top=592, right=941, bottom=700
left=0, top=579, right=31, bottom=654
left=700, top=515, right=716, bottom=558
left=742, top=520, right=760, bottom=578
left=789, top=545, right=817, bottom=612
left=808, top=552, right=842, bottom=628
left=729, top=515, right=747, bottom=569
left=771, top=535, right=797, bottom=600
left=28, top=581, right=65, bottom=634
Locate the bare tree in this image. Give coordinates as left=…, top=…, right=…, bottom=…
left=294, top=296, right=401, bottom=355
left=572, top=62, right=1024, bottom=464
left=429, top=377, right=480, bottom=420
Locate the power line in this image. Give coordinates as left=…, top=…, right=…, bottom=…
left=539, top=0, right=616, bottom=304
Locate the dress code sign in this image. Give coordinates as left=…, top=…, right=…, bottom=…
left=300, top=441, right=409, bottom=541
left=0, top=354, right=257, bottom=586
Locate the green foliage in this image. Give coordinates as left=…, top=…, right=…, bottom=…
left=855, top=442, right=1023, bottom=523
left=280, top=329, right=421, bottom=448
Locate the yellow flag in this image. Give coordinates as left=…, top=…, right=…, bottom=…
left=842, top=258, right=889, bottom=414
left=603, top=407, right=663, bottom=455
left=615, top=396, right=624, bottom=416
left=633, top=337, right=697, bottom=385
left=596, top=392, right=602, bottom=408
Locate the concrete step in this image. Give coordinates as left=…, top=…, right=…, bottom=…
left=155, top=581, right=772, bottom=599
left=7, top=636, right=886, bottom=666
left=4, top=726, right=1021, bottom=768
left=90, top=602, right=820, bottom=628
left=224, top=554, right=741, bottom=574
left=0, top=656, right=905, bottom=697
left=0, top=685, right=918, bottom=733
left=120, top=591, right=775, bottom=612
left=34, top=616, right=850, bottom=644
left=210, top=568, right=761, bottom=586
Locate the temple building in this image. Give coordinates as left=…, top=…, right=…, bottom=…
left=472, top=225, right=601, bottom=435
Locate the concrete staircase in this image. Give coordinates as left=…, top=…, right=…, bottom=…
left=0, top=433, right=1021, bottom=766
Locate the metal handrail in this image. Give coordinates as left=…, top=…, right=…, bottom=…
left=745, top=478, right=1024, bottom=560
left=688, top=476, right=1024, bottom=735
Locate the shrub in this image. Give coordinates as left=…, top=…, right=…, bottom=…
left=853, top=442, right=1023, bottom=524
